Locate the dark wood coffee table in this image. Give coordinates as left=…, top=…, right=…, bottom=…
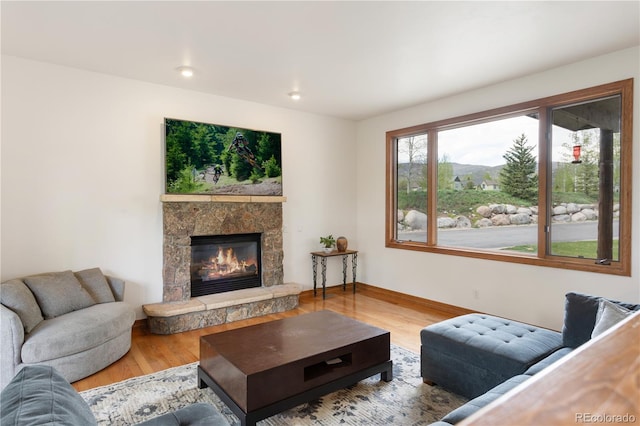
left=198, top=310, right=392, bottom=426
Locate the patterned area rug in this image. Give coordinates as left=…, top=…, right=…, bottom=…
left=80, top=345, right=467, bottom=425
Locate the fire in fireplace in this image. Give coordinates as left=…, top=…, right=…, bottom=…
left=190, top=233, right=261, bottom=297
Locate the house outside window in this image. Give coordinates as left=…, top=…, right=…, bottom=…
left=386, top=79, right=633, bottom=276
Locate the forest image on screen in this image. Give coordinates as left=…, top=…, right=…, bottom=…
left=164, top=118, right=282, bottom=195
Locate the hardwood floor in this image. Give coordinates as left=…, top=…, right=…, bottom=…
left=72, top=284, right=471, bottom=392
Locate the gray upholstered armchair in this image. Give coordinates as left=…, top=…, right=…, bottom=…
left=1, top=268, right=135, bottom=390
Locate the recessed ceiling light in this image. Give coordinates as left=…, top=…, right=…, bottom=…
left=288, top=91, right=301, bottom=101
left=177, top=66, right=194, bottom=78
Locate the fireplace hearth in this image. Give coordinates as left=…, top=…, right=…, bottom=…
left=190, top=233, right=261, bottom=297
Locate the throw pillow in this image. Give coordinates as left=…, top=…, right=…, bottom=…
left=0, top=279, right=44, bottom=333
left=591, top=299, right=634, bottom=338
left=562, top=292, right=640, bottom=348
left=75, top=268, right=115, bottom=303
left=23, top=270, right=95, bottom=319
left=0, top=365, right=97, bottom=426
left=561, top=292, right=601, bottom=348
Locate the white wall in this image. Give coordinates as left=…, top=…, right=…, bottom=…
left=3, top=48, right=639, bottom=329
left=1, top=56, right=358, bottom=318
left=355, top=46, right=640, bottom=330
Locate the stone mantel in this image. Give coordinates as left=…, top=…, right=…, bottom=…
left=160, top=194, right=287, bottom=203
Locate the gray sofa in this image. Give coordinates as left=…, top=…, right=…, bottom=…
left=421, top=292, right=640, bottom=425
left=1, top=365, right=229, bottom=425
left=1, top=268, right=136, bottom=390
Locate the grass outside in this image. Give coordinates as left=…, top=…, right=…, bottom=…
left=503, top=240, right=619, bottom=260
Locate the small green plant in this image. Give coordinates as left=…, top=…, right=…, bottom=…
left=320, top=235, right=336, bottom=248
left=249, top=169, right=262, bottom=184
left=263, top=155, right=282, bottom=178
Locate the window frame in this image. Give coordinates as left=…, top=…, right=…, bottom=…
left=385, top=79, right=633, bottom=276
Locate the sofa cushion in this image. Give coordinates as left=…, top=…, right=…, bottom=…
left=23, top=270, right=96, bottom=319
left=21, top=302, right=135, bottom=363
left=523, top=347, right=573, bottom=375
left=562, top=292, right=640, bottom=348
left=0, top=365, right=97, bottom=425
left=0, top=279, right=44, bottom=333
left=440, top=374, right=530, bottom=424
left=75, top=268, right=115, bottom=303
left=591, top=299, right=635, bottom=338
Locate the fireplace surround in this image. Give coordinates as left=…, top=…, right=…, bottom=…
left=162, top=196, right=284, bottom=302
left=143, top=194, right=299, bottom=334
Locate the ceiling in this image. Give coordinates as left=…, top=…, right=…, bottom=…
left=2, top=1, right=639, bottom=121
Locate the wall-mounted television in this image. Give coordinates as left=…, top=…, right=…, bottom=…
left=164, top=118, right=282, bottom=196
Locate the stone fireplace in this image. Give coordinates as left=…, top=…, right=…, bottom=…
left=162, top=197, right=284, bottom=301
left=143, top=194, right=300, bottom=334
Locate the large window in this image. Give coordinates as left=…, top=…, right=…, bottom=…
left=386, top=80, right=633, bottom=275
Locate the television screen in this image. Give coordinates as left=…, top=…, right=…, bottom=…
left=164, top=118, right=282, bottom=196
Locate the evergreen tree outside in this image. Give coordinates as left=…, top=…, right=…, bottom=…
left=499, top=134, right=538, bottom=202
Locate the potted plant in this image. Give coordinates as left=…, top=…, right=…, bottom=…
left=319, top=235, right=336, bottom=253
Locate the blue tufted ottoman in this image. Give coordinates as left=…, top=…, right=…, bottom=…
left=420, top=314, right=562, bottom=399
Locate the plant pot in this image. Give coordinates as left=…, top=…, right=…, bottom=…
left=336, top=236, right=348, bottom=252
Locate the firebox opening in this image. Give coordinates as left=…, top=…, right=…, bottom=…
left=190, top=233, right=262, bottom=297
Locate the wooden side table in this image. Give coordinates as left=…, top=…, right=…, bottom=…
left=310, top=249, right=358, bottom=299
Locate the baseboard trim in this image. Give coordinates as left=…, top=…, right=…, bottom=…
left=358, top=283, right=476, bottom=317
left=300, top=282, right=475, bottom=317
